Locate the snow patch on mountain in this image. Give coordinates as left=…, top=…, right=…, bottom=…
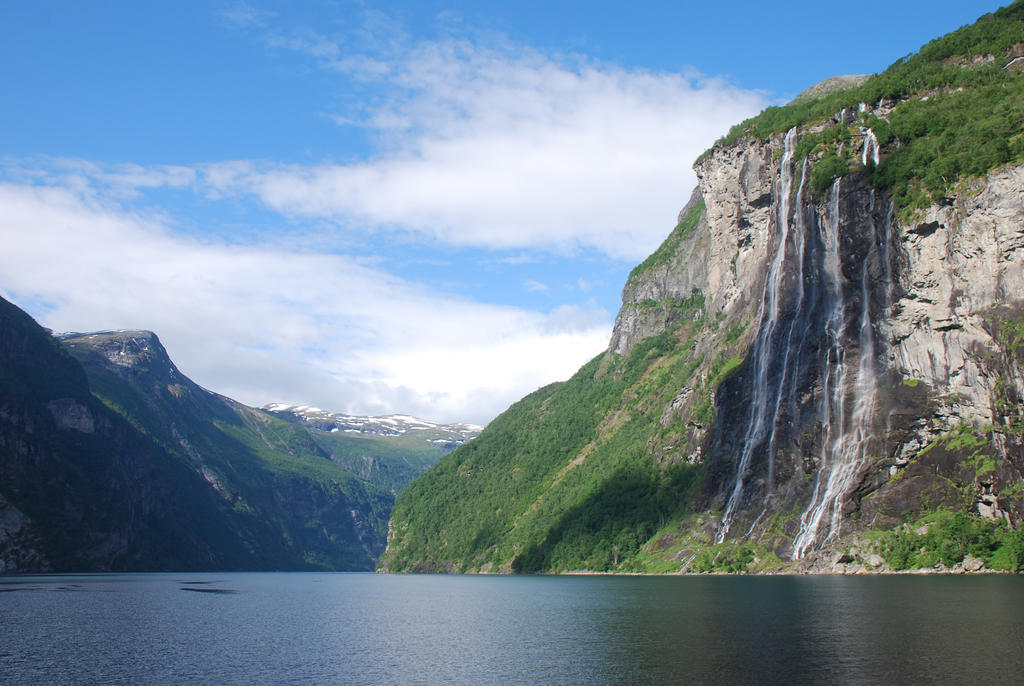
left=262, top=404, right=483, bottom=442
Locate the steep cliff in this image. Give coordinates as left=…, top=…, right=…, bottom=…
left=61, top=329, right=396, bottom=570
left=1, top=297, right=261, bottom=571
left=689, top=122, right=1024, bottom=568
left=381, top=2, right=1024, bottom=574
left=0, top=298, right=407, bottom=571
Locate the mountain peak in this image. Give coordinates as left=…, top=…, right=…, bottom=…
left=58, top=330, right=184, bottom=387
left=789, top=74, right=871, bottom=104
left=60, top=330, right=164, bottom=367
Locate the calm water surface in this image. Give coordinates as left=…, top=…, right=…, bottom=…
left=1, top=573, right=1023, bottom=685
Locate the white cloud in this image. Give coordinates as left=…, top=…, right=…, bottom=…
left=218, top=2, right=276, bottom=29
left=0, top=27, right=770, bottom=425
left=202, top=39, right=767, bottom=260
left=0, top=182, right=608, bottom=424
left=3, top=158, right=197, bottom=200
left=524, top=279, right=548, bottom=293
left=266, top=31, right=341, bottom=60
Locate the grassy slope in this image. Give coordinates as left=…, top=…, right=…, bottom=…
left=381, top=290, right=727, bottom=573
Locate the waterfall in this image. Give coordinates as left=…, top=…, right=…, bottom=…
left=765, top=160, right=809, bottom=491
left=862, top=129, right=880, bottom=166
left=717, top=127, right=799, bottom=543
left=743, top=160, right=810, bottom=540
left=715, top=125, right=893, bottom=554
left=791, top=182, right=883, bottom=559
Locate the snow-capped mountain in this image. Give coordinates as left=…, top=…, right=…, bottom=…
left=263, top=404, right=482, bottom=446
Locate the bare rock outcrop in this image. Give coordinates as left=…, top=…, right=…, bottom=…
left=886, top=163, right=1024, bottom=425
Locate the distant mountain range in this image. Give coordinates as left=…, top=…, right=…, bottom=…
left=262, top=405, right=481, bottom=494
left=264, top=404, right=480, bottom=444
left=0, top=297, right=471, bottom=572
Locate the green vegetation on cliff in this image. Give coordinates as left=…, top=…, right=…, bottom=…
left=312, top=431, right=451, bottom=495
left=875, top=509, right=1024, bottom=571
left=628, top=197, right=705, bottom=283
left=701, top=1, right=1024, bottom=213
left=381, top=303, right=721, bottom=573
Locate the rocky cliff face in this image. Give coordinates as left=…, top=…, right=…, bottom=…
left=608, top=189, right=711, bottom=356
left=886, top=163, right=1024, bottom=427
left=381, top=143, right=1024, bottom=572
left=617, top=119, right=1024, bottom=567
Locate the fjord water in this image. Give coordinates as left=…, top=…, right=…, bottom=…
left=2, top=573, right=1023, bottom=685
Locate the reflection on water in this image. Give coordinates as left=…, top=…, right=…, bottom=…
left=0, top=573, right=1022, bottom=685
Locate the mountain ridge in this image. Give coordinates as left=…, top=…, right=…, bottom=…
left=264, top=403, right=481, bottom=441
left=0, top=302, right=462, bottom=572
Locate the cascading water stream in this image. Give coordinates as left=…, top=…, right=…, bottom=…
left=862, top=129, right=880, bottom=166
left=791, top=182, right=885, bottom=559
left=717, top=126, right=893, bottom=554
left=717, top=127, right=798, bottom=543
left=745, top=161, right=810, bottom=539
left=791, top=179, right=847, bottom=557
left=765, top=161, right=809, bottom=490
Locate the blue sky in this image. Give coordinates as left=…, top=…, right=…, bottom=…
left=0, top=0, right=1005, bottom=424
